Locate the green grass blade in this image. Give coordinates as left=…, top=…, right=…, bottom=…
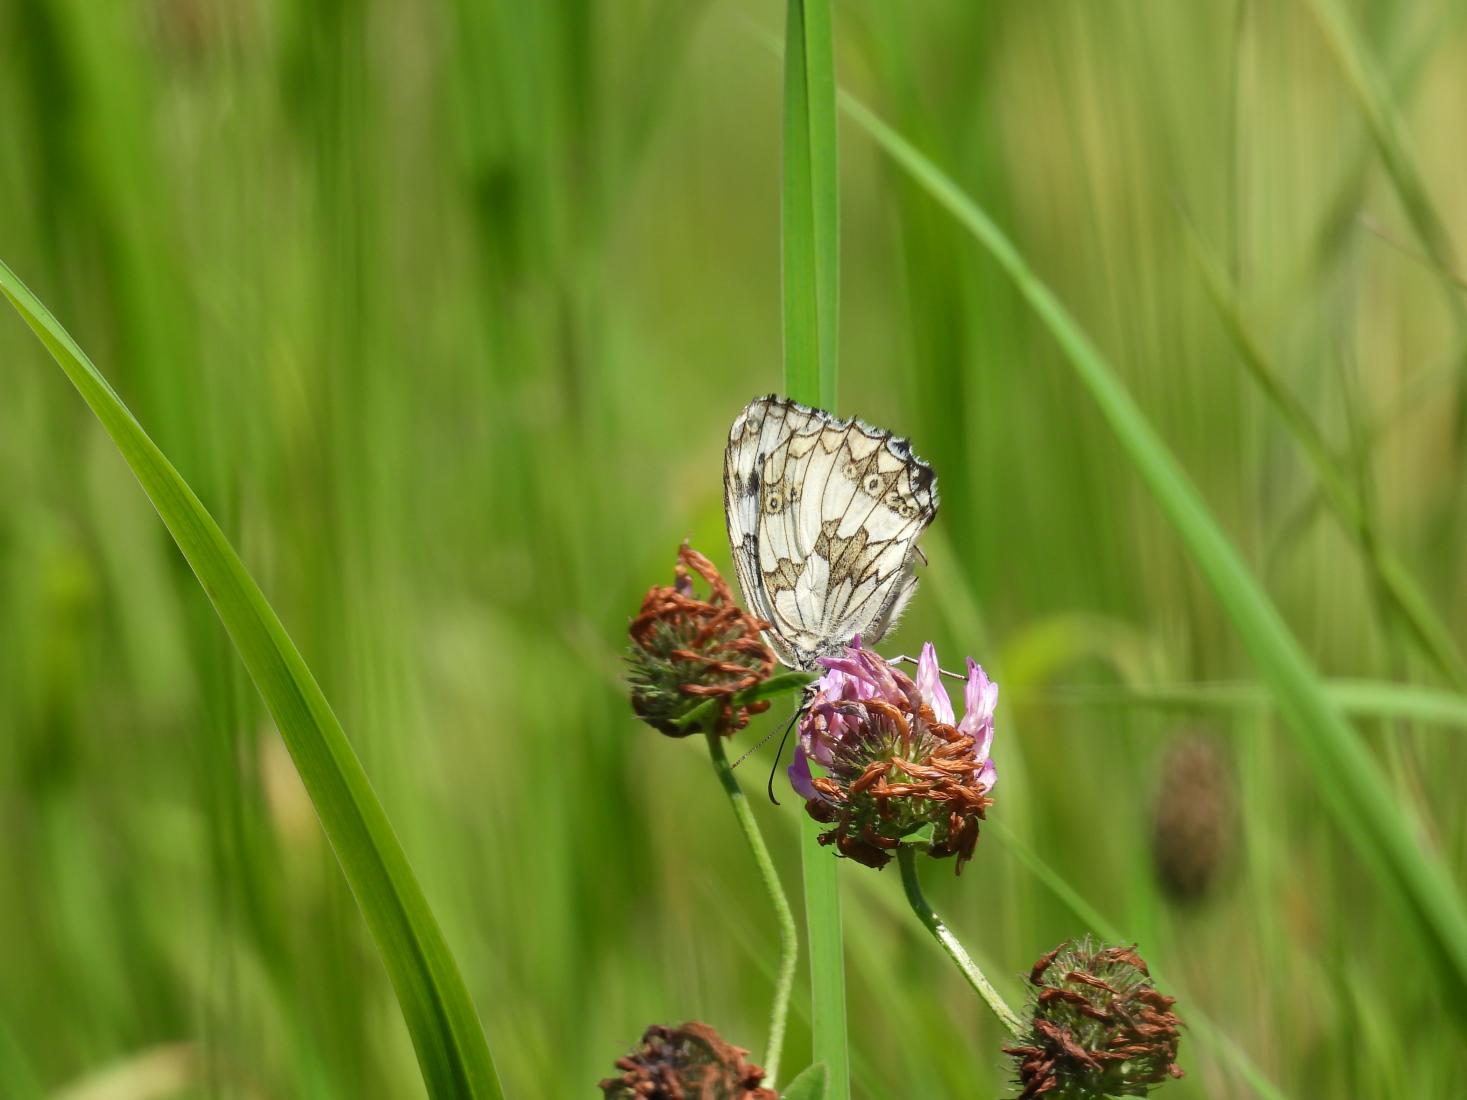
left=782, top=2, right=847, bottom=1096
left=782, top=0, right=840, bottom=408
left=1303, top=0, right=1464, bottom=292
left=839, top=96, right=1467, bottom=1010
left=796, top=816, right=847, bottom=1100
left=1182, top=217, right=1467, bottom=689
left=0, top=258, right=504, bottom=1100
left=1047, top=678, right=1467, bottom=730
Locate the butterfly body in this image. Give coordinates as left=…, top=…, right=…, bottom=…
left=723, top=395, right=939, bottom=669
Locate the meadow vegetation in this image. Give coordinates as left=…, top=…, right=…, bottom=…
left=3, top=2, right=1467, bottom=1096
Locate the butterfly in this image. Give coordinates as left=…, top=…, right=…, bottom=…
left=723, top=394, right=939, bottom=670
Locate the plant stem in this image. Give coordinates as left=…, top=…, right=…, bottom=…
left=704, top=729, right=799, bottom=1083
left=782, top=0, right=846, bottom=1090
left=897, top=845, right=1024, bottom=1038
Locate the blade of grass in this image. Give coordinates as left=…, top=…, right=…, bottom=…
left=1302, top=0, right=1464, bottom=295
left=1301, top=0, right=1467, bottom=448
left=1039, top=678, right=1467, bottom=730
left=782, top=2, right=847, bottom=1096
left=0, top=258, right=504, bottom=1100
left=839, top=94, right=1467, bottom=1011
left=782, top=0, right=840, bottom=407
left=1181, top=215, right=1467, bottom=689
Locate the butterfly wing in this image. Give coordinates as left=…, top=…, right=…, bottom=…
left=724, top=394, right=939, bottom=668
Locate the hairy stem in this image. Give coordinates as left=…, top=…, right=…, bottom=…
left=898, top=845, right=1024, bottom=1037
left=705, top=729, right=799, bottom=1083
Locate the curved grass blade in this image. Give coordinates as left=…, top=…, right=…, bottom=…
left=0, top=258, right=504, bottom=1100
left=782, top=3, right=848, bottom=1097
left=838, top=97, right=1467, bottom=1011
left=1182, top=216, right=1467, bottom=689
left=1044, top=679, right=1467, bottom=731
left=1302, top=0, right=1467, bottom=451
left=1303, top=0, right=1464, bottom=297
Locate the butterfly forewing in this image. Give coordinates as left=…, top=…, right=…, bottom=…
left=724, top=394, right=939, bottom=669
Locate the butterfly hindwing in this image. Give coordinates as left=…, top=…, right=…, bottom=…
left=723, top=394, right=938, bottom=669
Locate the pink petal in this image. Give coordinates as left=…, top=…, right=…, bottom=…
left=789, top=749, right=818, bottom=800
left=798, top=706, right=838, bottom=766
left=959, top=659, right=996, bottom=728
left=855, top=648, right=904, bottom=704
left=977, top=758, right=997, bottom=791
left=917, top=642, right=955, bottom=724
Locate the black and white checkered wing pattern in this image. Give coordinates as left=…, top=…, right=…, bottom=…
left=724, top=394, right=939, bottom=669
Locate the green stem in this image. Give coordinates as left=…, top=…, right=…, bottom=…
left=704, top=729, right=799, bottom=1084
left=782, top=0, right=847, bottom=1092
left=897, top=845, right=1024, bottom=1038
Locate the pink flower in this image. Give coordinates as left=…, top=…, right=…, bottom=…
left=791, top=639, right=999, bottom=872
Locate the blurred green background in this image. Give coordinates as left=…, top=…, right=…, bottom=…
left=4, top=1, right=1467, bottom=1096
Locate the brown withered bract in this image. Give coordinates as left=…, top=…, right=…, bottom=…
left=599, top=1021, right=778, bottom=1100
left=627, top=544, right=776, bottom=737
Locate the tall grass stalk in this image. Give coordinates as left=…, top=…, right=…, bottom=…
left=704, top=730, right=797, bottom=1083
left=0, top=258, right=504, bottom=1100
left=842, top=91, right=1467, bottom=1013
left=1182, top=217, right=1467, bottom=689
left=1302, top=0, right=1467, bottom=468
left=782, top=1, right=849, bottom=1096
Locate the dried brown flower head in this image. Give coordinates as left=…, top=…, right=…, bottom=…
left=628, top=544, right=775, bottom=737
left=599, top=1021, right=777, bottom=1099
left=1004, top=938, right=1184, bottom=1099
left=1150, top=733, right=1233, bottom=905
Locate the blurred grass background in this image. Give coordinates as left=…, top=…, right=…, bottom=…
left=3, top=0, right=1467, bottom=1096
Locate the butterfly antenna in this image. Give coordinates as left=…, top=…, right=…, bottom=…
left=761, top=706, right=802, bottom=806
left=731, top=716, right=786, bottom=770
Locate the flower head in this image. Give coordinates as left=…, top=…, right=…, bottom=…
left=1150, top=733, right=1233, bottom=905
left=1004, top=938, right=1184, bottom=1099
left=599, top=1021, right=777, bottom=1099
left=792, top=639, right=997, bottom=871
left=628, top=544, right=776, bottom=737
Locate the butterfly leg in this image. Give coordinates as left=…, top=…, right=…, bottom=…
left=888, top=652, right=967, bottom=680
